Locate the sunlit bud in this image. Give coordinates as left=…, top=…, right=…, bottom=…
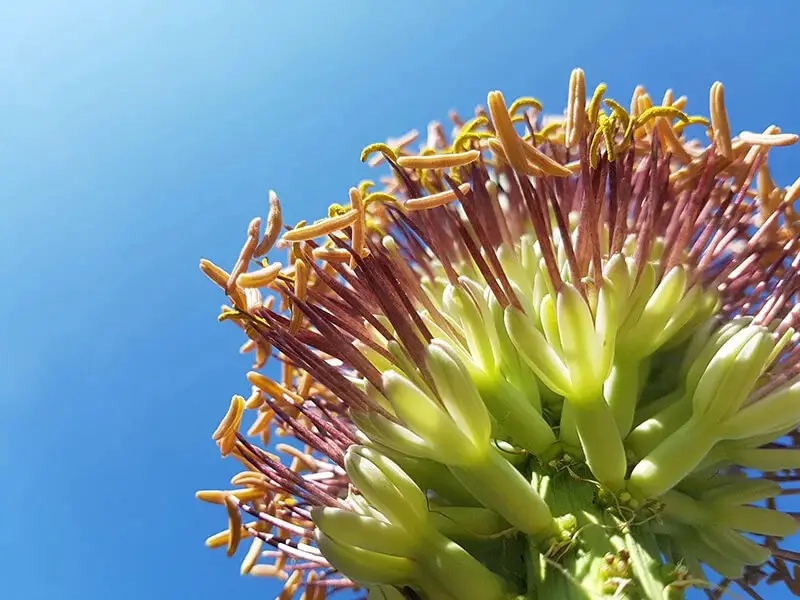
left=344, top=446, right=429, bottom=534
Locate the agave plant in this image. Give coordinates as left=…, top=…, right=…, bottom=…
left=197, top=69, right=800, bottom=599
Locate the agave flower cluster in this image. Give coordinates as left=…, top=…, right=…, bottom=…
left=197, top=69, right=800, bottom=599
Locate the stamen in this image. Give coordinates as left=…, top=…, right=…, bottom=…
left=282, top=212, right=359, bottom=243
left=255, top=191, right=283, bottom=257
left=397, top=149, right=481, bottom=169
left=404, top=183, right=472, bottom=210
left=710, top=81, right=733, bottom=159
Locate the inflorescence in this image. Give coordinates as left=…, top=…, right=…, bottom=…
left=197, top=69, right=800, bottom=599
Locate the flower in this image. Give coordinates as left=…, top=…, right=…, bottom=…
left=197, top=69, right=800, bottom=599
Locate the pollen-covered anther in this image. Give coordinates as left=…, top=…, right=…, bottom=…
left=397, top=149, right=480, bottom=170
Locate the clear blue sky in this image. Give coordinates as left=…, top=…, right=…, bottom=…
left=2, top=2, right=800, bottom=599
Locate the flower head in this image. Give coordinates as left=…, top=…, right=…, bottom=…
left=198, top=70, right=800, bottom=598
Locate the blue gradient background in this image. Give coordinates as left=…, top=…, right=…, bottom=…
left=3, top=2, right=800, bottom=598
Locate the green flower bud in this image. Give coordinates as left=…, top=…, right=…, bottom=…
left=622, top=266, right=688, bottom=351
left=425, top=341, right=492, bottom=450
left=351, top=408, right=436, bottom=460
left=692, top=326, right=774, bottom=424
left=317, top=531, right=416, bottom=585
left=312, top=507, right=419, bottom=557
left=443, top=283, right=496, bottom=372
left=504, top=304, right=572, bottom=396
left=382, top=370, right=482, bottom=465
left=344, top=446, right=429, bottom=534
left=628, top=418, right=717, bottom=499
left=699, top=477, right=782, bottom=505
left=713, top=505, right=798, bottom=538
left=720, top=378, right=800, bottom=440
left=697, top=526, right=771, bottom=566
left=724, top=447, right=800, bottom=472
left=557, top=282, right=605, bottom=400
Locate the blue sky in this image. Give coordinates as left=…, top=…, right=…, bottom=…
left=2, top=2, right=800, bottom=599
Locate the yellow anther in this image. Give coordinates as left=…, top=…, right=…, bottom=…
left=538, top=121, right=563, bottom=138
left=636, top=93, right=655, bottom=137
left=710, top=81, right=732, bottom=159
left=603, top=98, right=630, bottom=129
left=327, top=203, right=349, bottom=217
left=489, top=90, right=533, bottom=173
left=196, top=487, right=264, bottom=505
left=349, top=186, right=366, bottom=266
left=453, top=130, right=492, bottom=152
left=282, top=211, right=358, bottom=242
left=509, top=96, right=544, bottom=115
left=520, top=138, right=573, bottom=176
left=237, top=262, right=283, bottom=289
left=654, top=114, right=692, bottom=163
left=671, top=95, right=688, bottom=111
left=358, top=180, right=376, bottom=198
left=587, top=83, right=608, bottom=124
left=601, top=114, right=617, bottom=163
left=739, top=130, right=799, bottom=147
left=630, top=85, right=646, bottom=117
left=199, top=259, right=247, bottom=309
left=311, top=247, right=351, bottom=263
left=672, top=116, right=712, bottom=135
left=212, top=395, right=246, bottom=441
left=360, top=143, right=397, bottom=163
left=255, top=191, right=283, bottom=257
left=404, top=183, right=472, bottom=211
left=247, top=408, right=274, bottom=437
left=244, top=387, right=265, bottom=410
left=565, top=68, right=586, bottom=147
left=637, top=105, right=690, bottom=127
left=289, top=259, right=309, bottom=335
left=224, top=494, right=243, bottom=557
left=460, top=115, right=489, bottom=132
left=363, top=192, right=400, bottom=207
left=785, top=177, right=800, bottom=205
left=397, top=149, right=481, bottom=169
left=240, top=537, right=264, bottom=575
left=590, top=126, right=604, bottom=169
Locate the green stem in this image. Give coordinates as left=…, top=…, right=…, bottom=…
left=417, top=531, right=509, bottom=600
left=474, top=372, right=557, bottom=457
left=604, top=357, right=641, bottom=437
left=526, top=469, right=680, bottom=599
left=569, top=395, right=627, bottom=491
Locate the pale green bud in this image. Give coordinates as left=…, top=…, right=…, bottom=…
left=690, top=326, right=765, bottom=423
left=504, top=305, right=572, bottom=396
left=720, top=378, right=800, bottom=440
left=620, top=265, right=687, bottom=355
left=312, top=507, right=419, bottom=557
left=443, top=282, right=496, bottom=372
left=317, top=531, right=416, bottom=585
left=724, top=447, right=800, bottom=472
left=344, top=446, right=429, bottom=534
left=351, top=408, right=436, bottom=460
left=699, top=477, right=781, bottom=505
left=425, top=341, right=492, bottom=449
left=557, top=282, right=604, bottom=399
left=382, top=370, right=482, bottom=464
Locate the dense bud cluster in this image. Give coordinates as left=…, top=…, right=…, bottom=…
left=198, top=69, right=800, bottom=599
